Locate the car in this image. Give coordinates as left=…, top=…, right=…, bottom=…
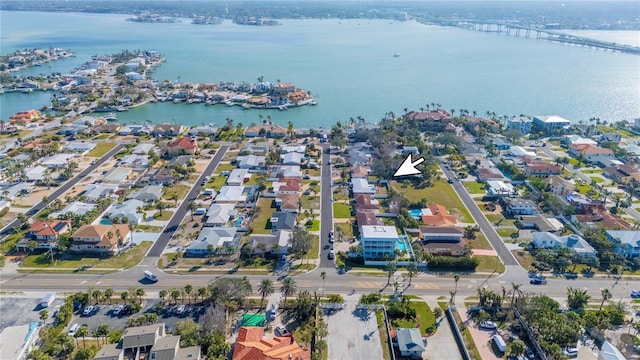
left=447, top=179, right=454, bottom=184
left=90, top=160, right=96, bottom=165
left=631, top=290, right=640, bottom=298
left=203, top=195, right=213, bottom=201
left=530, top=278, right=547, bottom=285
left=204, top=176, right=210, bottom=181
left=479, top=321, right=497, bottom=330
left=328, top=250, right=335, bottom=260
left=303, top=174, right=311, bottom=180
left=302, top=190, right=311, bottom=195
left=562, top=347, right=579, bottom=358
left=82, top=305, right=95, bottom=316
left=329, top=231, right=334, bottom=237
left=275, top=324, right=290, bottom=337
left=175, top=304, right=186, bottom=315
left=112, top=305, right=124, bottom=316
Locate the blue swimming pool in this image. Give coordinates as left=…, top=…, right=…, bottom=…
left=396, top=239, right=408, bottom=252
left=409, top=209, right=422, bottom=218
left=233, top=216, right=244, bottom=227
left=100, top=219, right=112, bottom=225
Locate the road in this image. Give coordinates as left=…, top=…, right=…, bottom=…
left=146, top=145, right=229, bottom=257
left=319, top=144, right=334, bottom=268
left=0, top=143, right=126, bottom=237
left=440, top=165, right=520, bottom=267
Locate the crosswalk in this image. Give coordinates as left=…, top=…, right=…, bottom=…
left=354, top=281, right=441, bottom=290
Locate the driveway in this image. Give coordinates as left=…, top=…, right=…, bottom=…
left=327, top=300, right=383, bottom=360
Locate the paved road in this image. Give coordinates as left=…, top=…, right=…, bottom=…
left=319, top=144, right=334, bottom=268
left=0, top=143, right=126, bottom=237
left=440, top=165, right=520, bottom=266
left=146, top=145, right=229, bottom=257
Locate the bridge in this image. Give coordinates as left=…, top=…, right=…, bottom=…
left=420, top=19, right=640, bottom=55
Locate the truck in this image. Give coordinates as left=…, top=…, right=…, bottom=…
left=144, top=270, right=158, bottom=282
left=492, top=335, right=507, bottom=353
left=320, top=133, right=328, bottom=142
left=40, top=293, right=55, bottom=308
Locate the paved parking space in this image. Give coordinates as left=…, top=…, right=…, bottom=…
left=326, top=300, right=383, bottom=360
left=0, top=297, right=64, bottom=329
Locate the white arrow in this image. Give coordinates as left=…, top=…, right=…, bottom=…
left=393, top=154, right=425, bottom=177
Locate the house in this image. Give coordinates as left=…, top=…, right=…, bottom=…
left=419, top=204, right=458, bottom=227
left=475, top=167, right=506, bottom=182
left=518, top=215, right=563, bottom=233
left=351, top=166, right=370, bottom=179
left=504, top=198, right=538, bottom=216
left=423, top=240, right=466, bottom=257
left=227, top=169, right=251, bottom=186
left=419, top=226, right=463, bottom=242
left=186, top=227, right=238, bottom=255
left=105, top=199, right=144, bottom=225
left=508, top=146, right=536, bottom=158
left=280, top=144, right=306, bottom=153
left=275, top=193, right=300, bottom=213
left=273, top=178, right=302, bottom=195
left=532, top=115, right=571, bottom=134
left=237, top=155, right=266, bottom=170
left=394, top=328, right=427, bottom=359
left=545, top=175, right=576, bottom=196
left=271, top=165, right=303, bottom=178
left=130, top=185, right=163, bottom=203
left=248, top=230, right=293, bottom=255
left=132, top=143, right=156, bottom=155
left=139, top=168, right=175, bottom=186
left=486, top=180, right=514, bottom=197
left=356, top=211, right=383, bottom=231
left=351, top=178, right=375, bottom=194
left=64, top=141, right=97, bottom=154
left=243, top=142, right=271, bottom=155
left=232, top=326, right=310, bottom=360
left=532, top=232, right=597, bottom=257
left=572, top=213, right=631, bottom=230
left=70, top=224, right=131, bottom=255
left=523, top=163, right=561, bottom=177
left=361, top=225, right=399, bottom=259
left=166, top=137, right=198, bottom=156
left=354, top=194, right=380, bottom=212
left=93, top=343, right=123, bottom=360
left=569, top=144, right=614, bottom=163
left=215, top=186, right=246, bottom=203
left=41, top=153, right=76, bottom=169
left=82, top=183, right=118, bottom=203
left=152, top=124, right=183, bottom=137
left=492, top=138, right=512, bottom=150
left=273, top=82, right=296, bottom=94
left=244, top=124, right=287, bottom=138
left=281, top=152, right=304, bottom=165
left=166, top=155, right=192, bottom=169
left=103, top=168, right=132, bottom=184
left=402, top=146, right=419, bottom=155
left=566, top=193, right=605, bottom=215
left=204, top=203, right=237, bottom=227
left=93, top=124, right=122, bottom=134
left=72, top=116, right=103, bottom=127
left=2, top=182, right=33, bottom=201
left=562, top=135, right=597, bottom=147
left=119, top=154, right=150, bottom=170
left=404, top=110, right=453, bottom=132
left=50, top=201, right=97, bottom=219
left=187, top=125, right=218, bottom=136
left=17, top=220, right=71, bottom=251
left=269, top=211, right=296, bottom=231
left=602, top=164, right=640, bottom=184
left=598, top=340, right=626, bottom=360
left=605, top=230, right=640, bottom=258
left=599, top=133, right=622, bottom=145
left=23, top=166, right=48, bottom=182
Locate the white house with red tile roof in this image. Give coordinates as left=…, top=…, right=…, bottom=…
left=166, top=137, right=198, bottom=156
left=569, top=144, right=614, bottom=163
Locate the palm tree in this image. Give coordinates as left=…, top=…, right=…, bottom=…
left=188, top=201, right=197, bottom=221
left=386, top=261, right=397, bottom=286
left=120, top=291, right=128, bottom=305
left=104, top=288, right=113, bottom=305
left=600, top=288, right=612, bottom=310
left=280, top=277, right=297, bottom=308
left=320, top=271, right=327, bottom=296
left=75, top=325, right=89, bottom=348
left=508, top=282, right=523, bottom=307
left=159, top=289, right=168, bottom=303
left=135, top=288, right=145, bottom=304
left=197, top=287, right=207, bottom=303
left=508, top=339, right=526, bottom=358
left=170, top=289, right=181, bottom=304
left=184, top=284, right=193, bottom=304
left=567, top=287, right=590, bottom=310
left=452, top=274, right=460, bottom=303
left=407, top=262, right=418, bottom=286
left=258, top=278, right=274, bottom=311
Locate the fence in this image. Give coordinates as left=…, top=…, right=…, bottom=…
left=445, top=306, right=471, bottom=360
left=513, top=307, right=548, bottom=360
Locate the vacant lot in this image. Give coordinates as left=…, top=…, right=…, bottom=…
left=85, top=142, right=117, bottom=157
left=392, top=180, right=473, bottom=223
left=20, top=242, right=152, bottom=270
left=463, top=181, right=486, bottom=194
left=333, top=203, right=352, bottom=218
left=251, top=198, right=276, bottom=234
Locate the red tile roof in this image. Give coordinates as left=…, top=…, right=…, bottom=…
left=421, top=204, right=457, bottom=226
left=232, top=327, right=310, bottom=360
left=29, top=220, right=71, bottom=237
left=570, top=144, right=614, bottom=155
left=405, top=110, right=452, bottom=122
left=169, top=137, right=197, bottom=150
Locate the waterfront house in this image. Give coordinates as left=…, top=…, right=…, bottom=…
left=129, top=185, right=163, bottom=203
left=275, top=193, right=299, bottom=213
left=248, top=230, right=293, bottom=256
left=215, top=186, right=247, bottom=203
left=204, top=203, right=237, bottom=227
left=504, top=198, right=538, bottom=216
left=605, top=230, right=640, bottom=258
left=269, top=212, right=296, bottom=232
left=420, top=204, right=458, bottom=227
left=566, top=193, right=605, bottom=215
left=568, top=144, right=614, bottom=164
left=532, top=232, right=597, bottom=257
left=394, top=328, right=427, bottom=358
left=125, top=72, right=143, bottom=82
left=186, top=227, right=238, bottom=255
left=50, top=201, right=96, bottom=219
left=361, top=225, right=400, bottom=259
left=105, top=199, right=144, bottom=225
left=93, top=124, right=121, bottom=134
left=17, top=220, right=71, bottom=251
left=10, top=109, right=41, bottom=126
left=41, top=154, right=76, bottom=169
left=70, top=224, right=131, bottom=255
left=227, top=169, right=251, bottom=186
left=532, top=115, right=571, bottom=134
left=486, top=180, right=514, bottom=198
left=507, top=116, right=533, bottom=134
left=232, top=326, right=310, bottom=360
left=166, top=137, right=198, bottom=156
left=82, top=183, right=118, bottom=203
left=64, top=141, right=97, bottom=155
left=152, top=124, right=184, bottom=137
left=356, top=211, right=383, bottom=232
left=237, top=155, right=266, bottom=170
left=244, top=124, right=287, bottom=138
left=351, top=178, right=375, bottom=195
left=599, top=133, right=622, bottom=145
left=72, top=116, right=104, bottom=127
left=187, top=125, right=218, bottom=136
left=404, top=110, right=453, bottom=132
left=492, top=138, right=512, bottom=150
left=272, top=82, right=296, bottom=95
left=545, top=175, right=576, bottom=196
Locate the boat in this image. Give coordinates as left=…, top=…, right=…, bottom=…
left=104, top=113, right=118, bottom=122
left=393, top=53, right=400, bottom=57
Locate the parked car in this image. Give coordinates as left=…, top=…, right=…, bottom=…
left=562, top=347, right=579, bottom=358
left=479, top=321, right=497, bottom=330
left=82, top=306, right=95, bottom=316
left=303, top=174, right=311, bottom=180
left=328, top=250, right=335, bottom=260
left=631, top=290, right=640, bottom=298
left=175, top=305, right=186, bottom=315
left=275, top=324, right=290, bottom=336
left=530, top=278, right=547, bottom=285
left=112, top=305, right=124, bottom=316
left=302, top=189, right=311, bottom=195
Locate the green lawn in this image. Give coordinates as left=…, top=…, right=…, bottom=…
left=333, top=191, right=349, bottom=201
left=163, top=184, right=191, bottom=202
left=0, top=231, right=26, bottom=253
left=333, top=203, right=352, bottom=218
left=496, top=228, right=517, bottom=237
left=251, top=198, right=275, bottom=234
left=575, top=182, right=590, bottom=194
left=413, top=301, right=436, bottom=334
left=475, top=255, right=505, bottom=273
left=309, top=234, right=319, bottom=258
left=153, top=210, right=174, bottom=221
left=569, top=158, right=580, bottom=166
left=335, top=222, right=354, bottom=241
left=467, top=233, right=493, bottom=250
left=94, top=134, right=111, bottom=140
left=85, top=142, right=117, bottom=157
left=462, top=182, right=486, bottom=194
left=376, top=311, right=393, bottom=360
left=206, top=176, right=227, bottom=191
left=485, top=213, right=505, bottom=224
left=306, top=220, right=320, bottom=231
left=582, top=169, right=603, bottom=174
left=300, top=195, right=320, bottom=210
left=392, top=180, right=473, bottom=223
left=21, top=241, right=152, bottom=269
left=590, top=176, right=604, bottom=183
left=215, top=163, right=235, bottom=173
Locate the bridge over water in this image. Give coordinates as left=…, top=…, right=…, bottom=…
left=421, top=19, right=640, bottom=55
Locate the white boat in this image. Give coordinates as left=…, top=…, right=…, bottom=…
left=104, top=113, right=118, bottom=122
left=393, top=53, right=400, bottom=57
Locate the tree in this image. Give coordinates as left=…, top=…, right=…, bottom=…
left=159, top=289, right=168, bottom=303
left=175, top=319, right=199, bottom=347
left=39, top=309, right=48, bottom=322
left=184, top=284, right=193, bottom=304
left=567, top=287, right=590, bottom=311
left=91, top=289, right=102, bottom=304
left=320, top=271, right=327, bottom=296
left=600, top=288, right=612, bottom=310
left=452, top=274, right=460, bottom=303
left=508, top=282, right=523, bottom=307
left=135, top=288, right=145, bottom=304
left=75, top=325, right=89, bottom=348
left=280, top=277, right=297, bottom=307
left=258, top=278, right=274, bottom=310
left=188, top=201, right=197, bottom=221
left=155, top=201, right=166, bottom=216
left=120, top=291, right=129, bottom=305
left=386, top=261, right=397, bottom=286
left=407, top=262, right=418, bottom=286
left=104, top=288, right=113, bottom=305
left=197, top=287, right=208, bottom=303
left=508, top=339, right=526, bottom=358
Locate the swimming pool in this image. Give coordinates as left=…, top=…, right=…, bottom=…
left=396, top=239, right=408, bottom=252
left=100, top=219, right=112, bottom=225
left=409, top=209, right=422, bottom=218
left=233, top=216, right=244, bottom=227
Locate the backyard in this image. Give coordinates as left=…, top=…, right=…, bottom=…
left=251, top=197, right=276, bottom=234
left=391, top=180, right=473, bottom=223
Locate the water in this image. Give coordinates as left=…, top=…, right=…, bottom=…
left=396, top=239, right=408, bottom=252
left=99, top=219, right=112, bottom=225
left=233, top=216, right=244, bottom=227
left=1, top=11, right=639, bottom=127
left=409, top=209, right=423, bottom=218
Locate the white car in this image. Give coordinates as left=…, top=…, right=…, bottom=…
left=275, top=324, right=290, bottom=337
left=112, top=305, right=124, bottom=316
left=175, top=305, right=186, bottom=315
left=563, top=347, right=579, bottom=358
left=479, top=321, right=497, bottom=330
left=82, top=306, right=95, bottom=316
